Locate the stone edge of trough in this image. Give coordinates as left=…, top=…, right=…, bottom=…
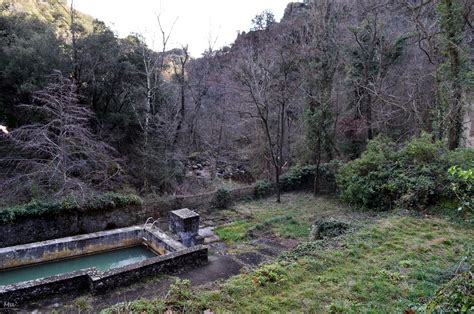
left=0, top=245, right=208, bottom=305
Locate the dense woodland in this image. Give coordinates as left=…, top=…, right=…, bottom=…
left=0, top=0, right=472, bottom=207
left=0, top=1, right=473, bottom=312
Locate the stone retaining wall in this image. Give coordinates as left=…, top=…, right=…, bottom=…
left=0, top=204, right=145, bottom=248
left=1, top=185, right=256, bottom=248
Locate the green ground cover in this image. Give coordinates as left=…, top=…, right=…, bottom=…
left=215, top=193, right=348, bottom=244
left=105, top=193, right=473, bottom=313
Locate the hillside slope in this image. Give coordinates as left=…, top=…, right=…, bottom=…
left=0, top=0, right=95, bottom=37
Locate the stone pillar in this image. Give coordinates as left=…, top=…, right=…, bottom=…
left=169, top=208, right=203, bottom=247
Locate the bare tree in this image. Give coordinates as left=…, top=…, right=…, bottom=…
left=0, top=72, right=121, bottom=203
left=132, top=13, right=177, bottom=191
left=172, top=45, right=190, bottom=147
left=187, top=53, right=211, bottom=147
left=232, top=28, right=299, bottom=203
left=399, top=0, right=446, bottom=138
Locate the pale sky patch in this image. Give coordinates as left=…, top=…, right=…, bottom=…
left=70, top=0, right=299, bottom=57
left=0, top=125, right=9, bottom=134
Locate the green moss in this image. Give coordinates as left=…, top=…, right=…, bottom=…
left=102, top=279, right=200, bottom=314
left=0, top=192, right=143, bottom=224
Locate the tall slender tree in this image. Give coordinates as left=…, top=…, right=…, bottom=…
left=232, top=27, right=299, bottom=203
left=347, top=14, right=406, bottom=154
left=438, top=0, right=470, bottom=149
left=302, top=0, right=339, bottom=194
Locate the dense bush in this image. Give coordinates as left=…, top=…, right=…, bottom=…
left=426, top=268, right=473, bottom=313
left=254, top=180, right=273, bottom=198
left=213, top=188, right=232, bottom=209
left=280, top=165, right=317, bottom=191
left=309, top=218, right=351, bottom=240
left=319, top=160, right=343, bottom=192
left=280, top=162, right=342, bottom=192
left=336, top=134, right=474, bottom=210
left=448, top=166, right=474, bottom=214
left=0, top=192, right=143, bottom=224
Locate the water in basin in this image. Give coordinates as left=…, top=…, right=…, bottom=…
left=0, top=246, right=156, bottom=287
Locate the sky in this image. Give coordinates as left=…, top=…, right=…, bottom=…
left=70, top=0, right=299, bottom=57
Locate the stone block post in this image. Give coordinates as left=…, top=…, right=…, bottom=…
left=169, top=208, right=203, bottom=247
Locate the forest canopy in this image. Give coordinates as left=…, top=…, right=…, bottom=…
left=0, top=0, right=472, bottom=207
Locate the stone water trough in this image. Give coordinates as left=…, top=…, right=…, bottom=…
left=0, top=209, right=207, bottom=304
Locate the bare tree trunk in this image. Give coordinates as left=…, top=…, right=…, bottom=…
left=211, top=117, right=224, bottom=180
left=364, top=62, right=373, bottom=141
left=134, top=15, right=176, bottom=192
left=173, top=46, right=190, bottom=148
left=142, top=49, right=153, bottom=192
left=367, top=92, right=373, bottom=140
left=275, top=164, right=281, bottom=203
left=70, top=0, right=78, bottom=81
left=314, top=136, right=322, bottom=196
left=174, top=82, right=186, bottom=146
left=276, top=101, right=286, bottom=204
left=447, top=81, right=464, bottom=150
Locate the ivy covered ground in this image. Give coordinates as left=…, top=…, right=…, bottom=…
left=104, top=193, right=473, bottom=313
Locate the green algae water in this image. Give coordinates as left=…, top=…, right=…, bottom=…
left=0, top=246, right=156, bottom=286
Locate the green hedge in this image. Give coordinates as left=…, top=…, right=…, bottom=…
left=336, top=133, right=474, bottom=210
left=0, top=193, right=143, bottom=225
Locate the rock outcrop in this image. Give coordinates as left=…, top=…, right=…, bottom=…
left=283, top=2, right=308, bottom=20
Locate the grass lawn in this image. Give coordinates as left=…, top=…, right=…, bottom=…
left=200, top=215, right=472, bottom=313
left=214, top=193, right=350, bottom=244
left=105, top=193, right=473, bottom=313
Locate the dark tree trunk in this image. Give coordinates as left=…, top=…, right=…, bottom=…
left=174, top=83, right=186, bottom=147
left=275, top=165, right=281, bottom=203
left=367, top=92, right=373, bottom=140
left=313, top=136, right=322, bottom=196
